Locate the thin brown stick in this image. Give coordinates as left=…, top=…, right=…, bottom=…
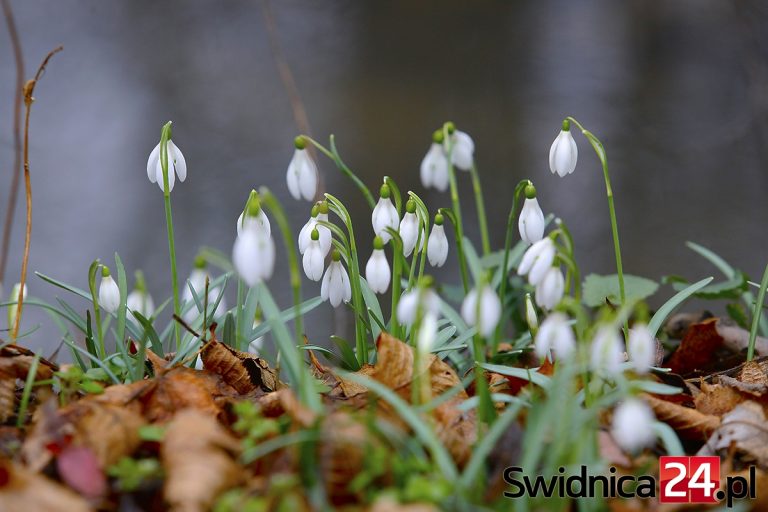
left=11, top=46, right=63, bottom=340
left=260, top=0, right=324, bottom=197
left=0, top=0, right=26, bottom=284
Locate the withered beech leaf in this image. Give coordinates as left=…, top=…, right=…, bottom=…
left=694, top=382, right=746, bottom=417
left=643, top=393, right=720, bottom=440
left=666, top=318, right=728, bottom=376
left=0, top=347, right=55, bottom=423
left=201, top=334, right=280, bottom=394
left=162, top=409, right=242, bottom=512
left=0, top=459, right=91, bottom=512
left=708, top=401, right=768, bottom=467
left=320, top=412, right=376, bottom=506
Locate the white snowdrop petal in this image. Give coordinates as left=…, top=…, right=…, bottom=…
left=628, top=324, right=655, bottom=374
left=396, top=290, right=418, bottom=326
left=341, top=265, right=352, bottom=303
left=320, top=266, right=331, bottom=301
left=535, top=267, right=564, bottom=310
left=527, top=244, right=555, bottom=285
left=479, top=287, right=502, bottom=337
left=611, top=400, right=656, bottom=453
left=399, top=213, right=419, bottom=257
left=99, top=276, right=121, bottom=314
left=297, top=152, right=318, bottom=201
left=517, top=238, right=552, bottom=276
left=365, top=249, right=390, bottom=294
left=286, top=149, right=304, bottom=200
left=450, top=131, right=475, bottom=171
left=155, top=156, right=175, bottom=193
left=372, top=197, right=399, bottom=242
left=591, top=327, right=625, bottom=376
left=427, top=225, right=448, bottom=267
left=147, top=143, right=160, bottom=183
left=233, top=230, right=275, bottom=286
left=417, top=312, right=438, bottom=354
left=518, top=198, right=545, bottom=244
left=534, top=312, right=575, bottom=359
left=460, top=289, right=478, bottom=327
left=168, top=140, right=187, bottom=182
left=302, top=242, right=325, bottom=281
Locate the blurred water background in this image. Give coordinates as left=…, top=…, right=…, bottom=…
left=1, top=0, right=767, bottom=356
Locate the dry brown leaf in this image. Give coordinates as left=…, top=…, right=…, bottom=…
left=705, top=401, right=768, bottom=467
left=369, top=496, right=439, bottom=512
left=694, top=382, right=746, bottom=416
left=716, top=318, right=768, bottom=357
left=201, top=332, right=280, bottom=394
left=21, top=396, right=144, bottom=471
left=643, top=394, right=720, bottom=440
left=0, top=459, right=92, bottom=512
left=0, top=347, right=55, bottom=423
left=666, top=318, right=727, bottom=375
left=664, top=310, right=713, bottom=339
left=320, top=412, right=376, bottom=505
left=258, top=388, right=317, bottom=427
left=162, top=409, right=242, bottom=512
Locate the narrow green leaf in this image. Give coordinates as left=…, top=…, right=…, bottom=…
left=648, top=277, right=713, bottom=337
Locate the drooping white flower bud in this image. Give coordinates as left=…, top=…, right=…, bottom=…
left=182, top=258, right=227, bottom=322
left=445, top=125, right=475, bottom=171
left=302, top=228, right=325, bottom=282
left=298, top=202, right=331, bottom=256
left=518, top=185, right=545, bottom=244
left=233, top=226, right=276, bottom=287
left=517, top=238, right=556, bottom=286
left=420, top=131, right=449, bottom=191
left=627, top=324, right=656, bottom=374
left=525, top=293, right=538, bottom=335
left=237, top=191, right=270, bottom=237
left=549, top=120, right=578, bottom=177
left=611, top=399, right=656, bottom=454
left=534, top=312, right=575, bottom=359
left=397, top=280, right=441, bottom=327
left=399, top=200, right=421, bottom=257
left=286, top=136, right=318, bottom=201
left=416, top=311, right=439, bottom=354
left=127, top=290, right=155, bottom=321
left=591, top=326, right=625, bottom=376
left=99, top=266, right=120, bottom=314
left=461, top=284, right=502, bottom=338
left=147, top=126, right=187, bottom=193
left=535, top=267, right=564, bottom=310
left=427, top=214, right=448, bottom=267
left=372, top=184, right=399, bottom=243
left=321, top=251, right=352, bottom=307
left=365, top=237, right=390, bottom=294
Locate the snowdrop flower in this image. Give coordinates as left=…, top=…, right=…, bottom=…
left=518, top=185, right=545, bottom=244
left=127, top=272, right=154, bottom=322
left=397, top=279, right=441, bottom=327
left=427, top=213, right=448, bottom=267
left=99, top=266, right=120, bottom=314
left=535, top=267, right=564, bottom=310
left=534, top=312, right=575, bottom=359
left=525, top=293, right=538, bottom=335
left=237, top=190, right=270, bottom=237
left=461, top=284, right=502, bottom=338
left=399, top=200, right=423, bottom=257
left=517, top=237, right=556, bottom=285
left=372, top=184, right=399, bottom=243
left=147, top=132, right=187, bottom=193
left=182, top=258, right=227, bottom=322
left=420, top=131, right=449, bottom=192
left=549, top=120, right=578, bottom=177
left=416, top=312, right=439, bottom=354
left=321, top=250, right=352, bottom=307
left=365, top=236, right=390, bottom=294
left=611, top=399, right=656, bottom=453
left=233, top=202, right=276, bottom=286
left=444, top=124, right=475, bottom=171
left=627, top=324, right=656, bottom=374
left=195, top=355, right=204, bottom=370
left=298, top=202, right=331, bottom=256
left=302, top=228, right=325, bottom=282
left=286, top=136, right=319, bottom=201
left=591, top=326, right=625, bottom=376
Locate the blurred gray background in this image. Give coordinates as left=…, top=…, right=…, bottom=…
left=1, top=0, right=767, bottom=356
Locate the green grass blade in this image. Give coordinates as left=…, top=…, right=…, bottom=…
left=648, top=277, right=713, bottom=337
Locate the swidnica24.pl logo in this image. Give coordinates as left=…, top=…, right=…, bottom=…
left=504, top=456, right=756, bottom=507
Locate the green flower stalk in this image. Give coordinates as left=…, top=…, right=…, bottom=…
left=560, top=117, right=627, bottom=335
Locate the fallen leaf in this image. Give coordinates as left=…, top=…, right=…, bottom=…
left=666, top=318, right=737, bottom=376
left=694, top=382, right=746, bottom=417
left=0, top=459, right=91, bottom=512
left=369, top=496, right=439, bottom=512
left=0, top=347, right=55, bottom=423
left=201, top=330, right=281, bottom=394
left=708, top=401, right=768, bottom=467
left=56, top=445, right=107, bottom=498
left=643, top=394, right=720, bottom=440
left=161, top=409, right=242, bottom=512
left=320, top=412, right=377, bottom=505
left=716, top=318, right=768, bottom=356
left=663, top=310, right=713, bottom=339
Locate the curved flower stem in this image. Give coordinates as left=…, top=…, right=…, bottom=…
left=304, top=135, right=376, bottom=209
left=159, top=122, right=181, bottom=350
left=405, top=192, right=430, bottom=290
left=325, top=194, right=368, bottom=363
left=566, top=116, right=627, bottom=336
left=389, top=230, right=404, bottom=340
left=259, top=188, right=304, bottom=344
left=550, top=221, right=581, bottom=301
left=747, top=262, right=768, bottom=361
left=494, top=179, right=531, bottom=347
left=443, top=124, right=468, bottom=285
left=469, top=164, right=491, bottom=256
left=437, top=208, right=469, bottom=292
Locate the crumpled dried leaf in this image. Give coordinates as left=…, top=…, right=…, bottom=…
left=258, top=388, right=317, bottom=427
left=22, top=396, right=144, bottom=472
left=320, top=412, right=377, bottom=505
left=694, top=382, right=746, bottom=417
left=0, top=346, right=56, bottom=423
left=705, top=401, right=768, bottom=467
left=56, top=445, right=107, bottom=499
left=643, top=394, right=720, bottom=440
left=371, top=333, right=477, bottom=467
left=0, top=459, right=91, bottom=512
left=716, top=318, right=768, bottom=356
left=161, top=409, right=242, bottom=512
left=666, top=318, right=741, bottom=376
left=664, top=310, right=713, bottom=339
left=201, top=330, right=280, bottom=394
